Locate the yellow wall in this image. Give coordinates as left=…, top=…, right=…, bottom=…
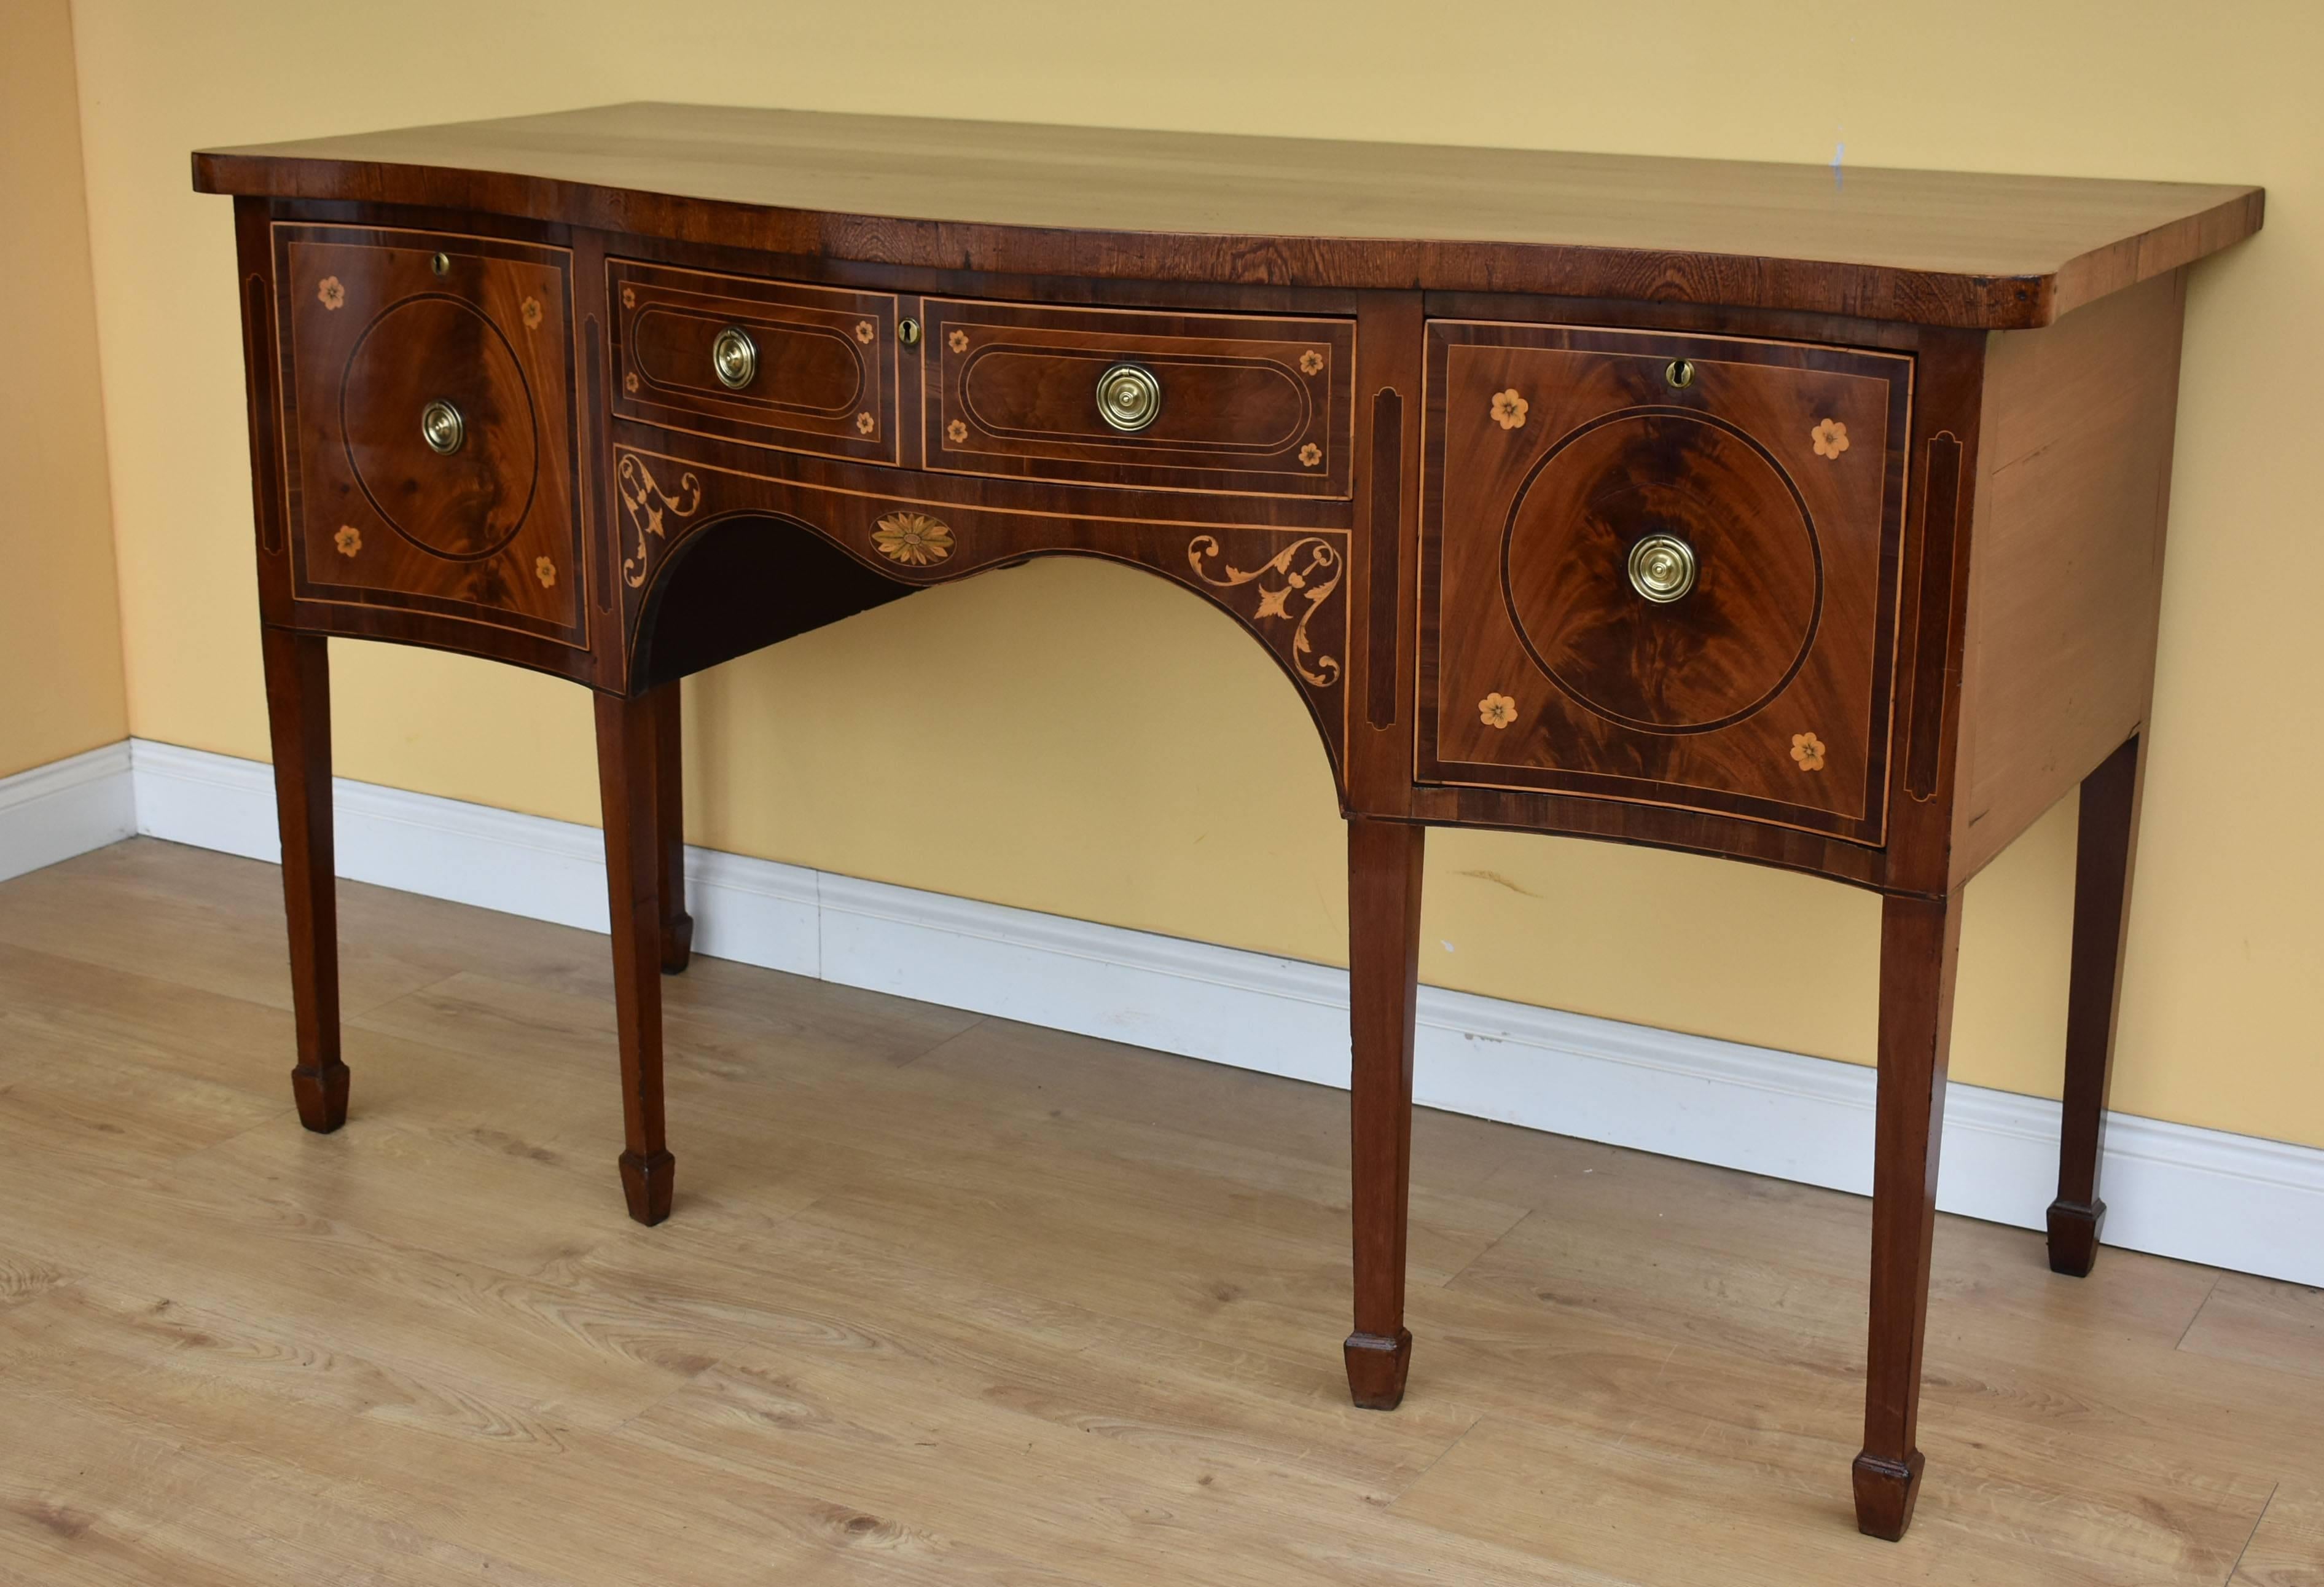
left=1, top=0, right=127, bottom=779
left=62, top=2, right=2322, bottom=1147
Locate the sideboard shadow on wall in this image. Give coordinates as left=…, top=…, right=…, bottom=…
left=192, top=104, right=2261, bottom=1540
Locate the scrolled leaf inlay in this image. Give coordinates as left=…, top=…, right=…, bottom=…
left=616, top=453, right=702, bottom=590
left=1187, top=534, right=1344, bottom=688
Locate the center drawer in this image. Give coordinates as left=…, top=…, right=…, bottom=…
left=921, top=299, right=1355, bottom=498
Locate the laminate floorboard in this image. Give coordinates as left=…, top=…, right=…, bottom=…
left=1, top=837, right=2315, bottom=1585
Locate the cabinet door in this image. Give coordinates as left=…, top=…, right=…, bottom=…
left=1420, top=321, right=1911, bottom=844
left=276, top=224, right=585, bottom=651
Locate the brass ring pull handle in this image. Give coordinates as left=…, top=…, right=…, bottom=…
left=1627, top=533, right=1697, bottom=603
left=1097, top=362, right=1162, bottom=432
left=710, top=325, right=758, bottom=390
left=419, top=399, right=466, bottom=455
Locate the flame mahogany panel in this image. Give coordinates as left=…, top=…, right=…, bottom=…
left=1420, top=321, right=1912, bottom=845
left=273, top=224, right=585, bottom=651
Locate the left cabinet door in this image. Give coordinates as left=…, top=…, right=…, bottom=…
left=272, top=224, right=590, bottom=661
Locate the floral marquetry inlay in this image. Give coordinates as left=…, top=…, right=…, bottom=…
left=317, top=276, right=345, bottom=311
left=1187, top=535, right=1344, bottom=688
left=872, top=512, right=955, bottom=566
left=1298, top=443, right=1322, bottom=468
left=1790, top=732, right=1827, bottom=772
left=534, top=557, right=556, bottom=589
left=1299, top=349, right=1325, bottom=376
left=854, top=320, right=875, bottom=344
left=947, top=328, right=970, bottom=354
left=1490, top=388, right=1528, bottom=430
left=946, top=420, right=969, bottom=444
left=334, top=525, right=361, bottom=557
left=521, top=297, right=543, bottom=331
left=1479, top=692, right=1518, bottom=729
left=1811, top=418, right=1850, bottom=460
left=856, top=412, right=876, bottom=436
left=615, top=454, right=702, bottom=590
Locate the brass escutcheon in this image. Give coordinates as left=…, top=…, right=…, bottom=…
left=419, top=399, right=465, bottom=455
left=1097, top=362, right=1162, bottom=432
left=710, top=326, right=758, bottom=390
left=1665, top=358, right=1695, bottom=390
left=896, top=317, right=921, bottom=346
left=1627, top=533, right=1696, bottom=603
left=429, top=251, right=451, bottom=276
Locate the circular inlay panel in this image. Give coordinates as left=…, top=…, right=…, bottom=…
left=1501, top=410, right=1820, bottom=733
left=341, top=296, right=539, bottom=560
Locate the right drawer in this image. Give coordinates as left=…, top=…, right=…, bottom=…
left=1418, top=321, right=1913, bottom=845
left=922, top=298, right=1355, bottom=498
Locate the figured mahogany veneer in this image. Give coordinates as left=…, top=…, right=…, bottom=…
left=610, top=259, right=898, bottom=465
left=923, top=299, right=1355, bottom=497
left=275, top=225, right=585, bottom=650
left=1422, top=323, right=1911, bottom=844
left=195, top=104, right=2261, bottom=1544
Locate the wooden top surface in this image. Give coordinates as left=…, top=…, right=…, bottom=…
left=194, top=101, right=2263, bottom=329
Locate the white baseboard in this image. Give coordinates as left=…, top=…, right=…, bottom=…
left=13, top=737, right=2322, bottom=1287
left=0, top=742, right=136, bottom=885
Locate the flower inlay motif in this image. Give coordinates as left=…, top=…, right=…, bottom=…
left=1298, top=443, right=1322, bottom=468
left=854, top=320, right=875, bottom=344
left=1490, top=389, right=1528, bottom=430
left=334, top=524, right=361, bottom=557
left=624, top=370, right=640, bottom=396
left=1790, top=732, right=1827, bottom=772
left=1299, top=350, right=1325, bottom=376
left=947, top=329, right=970, bottom=354
left=317, top=277, right=345, bottom=311
left=1187, top=535, right=1344, bottom=688
left=620, top=286, right=636, bottom=310
left=872, top=512, right=955, bottom=566
left=945, top=419, right=969, bottom=444
left=856, top=412, right=876, bottom=436
left=1478, top=692, right=1518, bottom=729
left=521, top=297, right=543, bottom=331
left=534, top=557, right=556, bottom=589
left=1811, top=418, right=1850, bottom=460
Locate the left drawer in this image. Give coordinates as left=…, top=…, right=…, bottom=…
left=609, top=260, right=899, bottom=466
left=273, top=225, right=587, bottom=648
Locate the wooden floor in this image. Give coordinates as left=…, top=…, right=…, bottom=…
left=0, top=839, right=2318, bottom=1586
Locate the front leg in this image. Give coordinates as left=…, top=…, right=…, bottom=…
left=1344, top=816, right=1425, bottom=1409
left=653, top=681, right=695, bottom=975
left=2048, top=733, right=2145, bottom=1275
left=595, top=689, right=675, bottom=1225
left=1852, top=889, right=1963, bottom=1540
left=262, top=626, right=348, bottom=1132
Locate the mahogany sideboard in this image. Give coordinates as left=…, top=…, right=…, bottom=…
left=192, top=104, right=2261, bottom=1541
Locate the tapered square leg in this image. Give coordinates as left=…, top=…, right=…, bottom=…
left=596, top=690, right=675, bottom=1226
left=652, top=682, right=694, bottom=976
left=1854, top=890, right=1962, bottom=1542
left=261, top=627, right=347, bottom=1133
left=1344, top=816, right=1425, bottom=1411
left=2048, top=733, right=2144, bottom=1277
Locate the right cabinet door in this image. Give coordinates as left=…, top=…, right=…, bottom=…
left=1419, top=321, right=1912, bottom=846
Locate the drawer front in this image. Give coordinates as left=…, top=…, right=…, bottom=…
left=1420, top=322, right=1911, bottom=843
left=923, top=299, right=1353, bottom=497
left=275, top=225, right=585, bottom=645
left=611, top=261, right=898, bottom=464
